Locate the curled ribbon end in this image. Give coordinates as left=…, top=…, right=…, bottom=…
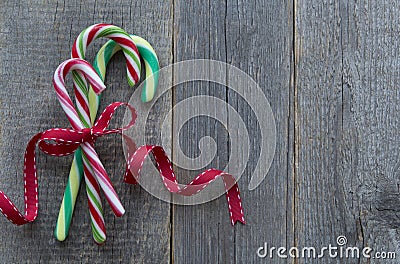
left=232, top=218, right=246, bottom=226
left=123, top=167, right=138, bottom=185
left=124, top=175, right=138, bottom=185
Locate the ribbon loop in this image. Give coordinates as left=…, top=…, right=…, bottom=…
left=93, top=102, right=137, bottom=134
left=0, top=101, right=137, bottom=225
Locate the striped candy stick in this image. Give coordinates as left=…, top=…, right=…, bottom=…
left=72, top=24, right=141, bottom=86
left=53, top=59, right=125, bottom=242
left=71, top=25, right=141, bottom=244
left=55, top=24, right=143, bottom=243
left=88, top=35, right=159, bottom=189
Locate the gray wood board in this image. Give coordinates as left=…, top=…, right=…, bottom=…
left=226, top=0, right=295, bottom=263
left=171, top=0, right=293, bottom=262
left=295, top=0, right=400, bottom=263
left=172, top=0, right=234, bottom=263
left=0, top=0, right=399, bottom=263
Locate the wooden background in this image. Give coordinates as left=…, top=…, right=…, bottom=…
left=0, top=0, right=400, bottom=263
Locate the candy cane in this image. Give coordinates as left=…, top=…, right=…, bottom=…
left=72, top=23, right=141, bottom=86
left=53, top=58, right=125, bottom=244
left=56, top=24, right=142, bottom=244
left=55, top=26, right=159, bottom=243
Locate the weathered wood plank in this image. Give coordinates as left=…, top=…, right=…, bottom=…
left=295, top=0, right=400, bottom=263
left=172, top=0, right=294, bottom=263
left=226, top=0, right=295, bottom=263
left=339, top=0, right=400, bottom=262
left=172, top=1, right=234, bottom=263
left=0, top=0, right=172, bottom=263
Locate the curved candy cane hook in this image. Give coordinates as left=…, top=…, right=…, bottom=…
left=71, top=24, right=141, bottom=132
left=53, top=59, right=105, bottom=129
left=72, top=23, right=141, bottom=86
left=90, top=34, right=160, bottom=106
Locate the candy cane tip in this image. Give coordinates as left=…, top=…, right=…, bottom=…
left=127, top=78, right=135, bottom=87
left=94, top=238, right=106, bottom=245
left=55, top=234, right=67, bottom=241
left=115, top=208, right=125, bottom=217
left=54, top=229, right=67, bottom=241
left=99, top=84, right=107, bottom=93
left=92, top=83, right=106, bottom=95
left=141, top=91, right=154, bottom=103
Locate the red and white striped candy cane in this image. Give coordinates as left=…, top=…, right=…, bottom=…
left=66, top=24, right=141, bottom=243
left=53, top=59, right=125, bottom=220
left=70, top=24, right=141, bottom=128
left=71, top=23, right=141, bottom=86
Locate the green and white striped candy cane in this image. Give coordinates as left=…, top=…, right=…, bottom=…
left=89, top=35, right=160, bottom=116
left=54, top=35, right=159, bottom=242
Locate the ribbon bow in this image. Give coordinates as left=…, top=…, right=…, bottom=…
left=40, top=103, right=136, bottom=158
left=0, top=58, right=137, bottom=225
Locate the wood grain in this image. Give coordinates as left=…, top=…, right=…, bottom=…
left=172, top=1, right=234, bottom=263
left=295, top=0, right=400, bottom=263
left=0, top=0, right=399, bottom=263
left=170, top=0, right=294, bottom=263
left=226, top=0, right=295, bottom=263
left=0, top=0, right=172, bottom=263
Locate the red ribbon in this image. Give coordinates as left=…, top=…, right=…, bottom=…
left=0, top=102, right=245, bottom=227
left=0, top=102, right=136, bottom=225
left=124, top=146, right=246, bottom=225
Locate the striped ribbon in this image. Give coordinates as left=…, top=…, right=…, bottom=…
left=0, top=26, right=246, bottom=244
left=125, top=145, right=246, bottom=225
